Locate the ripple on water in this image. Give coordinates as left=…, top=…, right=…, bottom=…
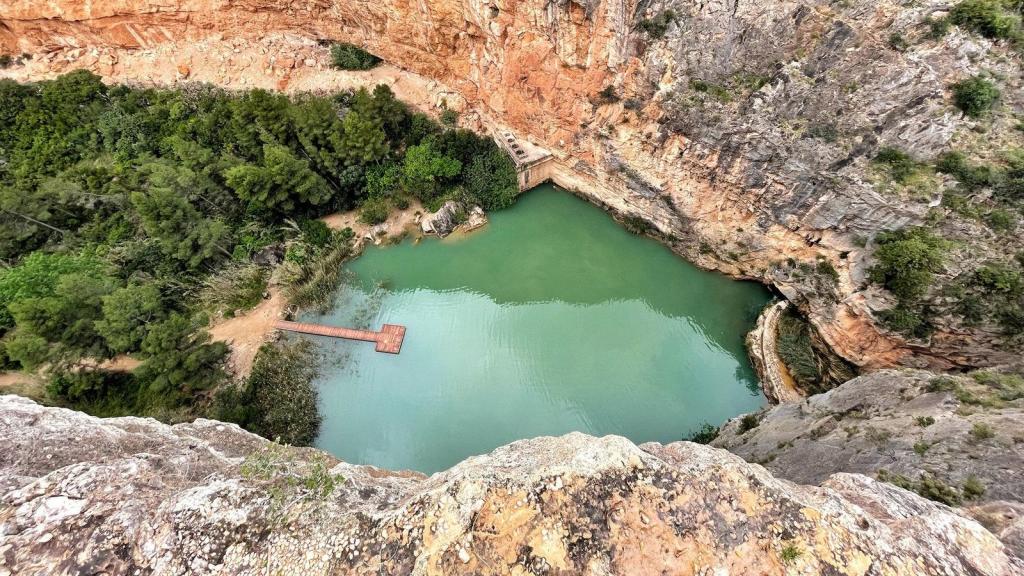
left=301, top=184, right=771, bottom=473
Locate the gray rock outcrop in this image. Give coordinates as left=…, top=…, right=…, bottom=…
left=2, top=395, right=1021, bottom=575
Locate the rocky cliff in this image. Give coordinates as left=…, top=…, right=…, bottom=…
left=713, top=367, right=1024, bottom=556
left=0, top=395, right=1021, bottom=575
left=2, top=0, right=1022, bottom=373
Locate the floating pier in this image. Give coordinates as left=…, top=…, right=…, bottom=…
left=274, top=320, right=406, bottom=354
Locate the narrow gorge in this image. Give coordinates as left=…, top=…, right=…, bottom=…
left=2, top=0, right=1024, bottom=574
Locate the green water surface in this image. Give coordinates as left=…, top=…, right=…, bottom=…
left=303, top=184, right=770, bottom=473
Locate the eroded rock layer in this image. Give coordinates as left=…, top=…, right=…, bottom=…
left=0, top=395, right=1021, bottom=575
left=2, top=0, right=1022, bottom=372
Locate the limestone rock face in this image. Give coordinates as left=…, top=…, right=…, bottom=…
left=1, top=395, right=1022, bottom=575
left=713, top=367, right=1024, bottom=556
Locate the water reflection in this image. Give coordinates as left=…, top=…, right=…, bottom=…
left=303, top=185, right=771, bottom=473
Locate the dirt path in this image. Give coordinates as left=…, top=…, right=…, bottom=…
left=206, top=200, right=428, bottom=376
left=208, top=288, right=287, bottom=377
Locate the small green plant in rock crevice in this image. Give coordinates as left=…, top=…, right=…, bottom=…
left=240, top=443, right=344, bottom=521
left=779, top=543, right=803, bottom=565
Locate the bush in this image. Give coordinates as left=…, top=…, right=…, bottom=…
left=594, top=85, right=620, bottom=105
left=621, top=215, right=653, bottom=235
left=211, top=339, right=321, bottom=446
left=739, top=413, right=761, bottom=433
left=329, top=43, right=382, bottom=70
left=987, top=208, right=1017, bottom=232
left=935, top=151, right=999, bottom=191
left=951, top=76, right=1000, bottom=118
left=869, top=227, right=946, bottom=302
left=916, top=416, right=936, bottom=427
left=950, top=0, right=1021, bottom=39
left=776, top=311, right=822, bottom=392
left=636, top=9, right=678, bottom=39
left=970, top=422, right=995, bottom=440
left=928, top=16, right=952, bottom=38
left=198, top=263, right=268, bottom=318
left=874, top=147, right=918, bottom=183
left=887, top=32, right=909, bottom=51
left=440, top=107, right=458, bottom=128
left=879, top=305, right=932, bottom=338
left=0, top=55, right=11, bottom=69
left=359, top=197, right=391, bottom=225
left=962, top=475, right=986, bottom=500
left=685, top=422, right=718, bottom=444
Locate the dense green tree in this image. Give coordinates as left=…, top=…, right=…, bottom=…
left=227, top=89, right=295, bottom=159
left=95, top=284, right=166, bottom=353
left=401, top=139, right=461, bottom=200
left=338, top=109, right=389, bottom=166
left=6, top=272, right=117, bottom=368
left=464, top=149, right=519, bottom=210
left=135, top=314, right=228, bottom=400
left=131, top=183, right=232, bottom=270
left=225, top=143, right=333, bottom=214
left=0, top=252, right=106, bottom=330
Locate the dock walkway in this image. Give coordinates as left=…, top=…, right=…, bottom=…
left=274, top=320, right=406, bottom=354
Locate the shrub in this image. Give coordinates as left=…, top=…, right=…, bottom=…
left=739, top=413, right=761, bottom=433
left=359, top=197, right=391, bottom=225
left=913, top=441, right=931, bottom=455
left=987, top=208, right=1017, bottom=232
left=951, top=76, right=1000, bottom=118
left=916, top=415, right=936, bottom=427
left=198, top=263, right=268, bottom=318
left=621, top=215, right=653, bottom=235
left=776, top=311, right=822, bottom=391
left=869, top=227, right=946, bottom=302
left=636, top=9, right=678, bottom=39
left=878, top=305, right=932, bottom=338
left=888, top=32, right=909, bottom=51
left=970, top=422, right=995, bottom=440
left=0, top=54, right=11, bottom=69
left=595, top=85, right=620, bottom=105
left=690, top=79, right=731, bottom=102
left=950, top=0, right=1021, bottom=39
left=874, top=147, right=918, bottom=183
left=780, top=544, right=802, bottom=565
left=806, top=123, right=839, bottom=143
left=928, top=16, right=952, bottom=38
left=439, top=107, right=458, bottom=128
left=685, top=422, right=719, bottom=444
left=211, top=339, right=322, bottom=446
left=329, top=43, right=381, bottom=70
left=282, top=238, right=352, bottom=310
left=974, top=263, right=1023, bottom=294
left=962, top=475, right=986, bottom=500
left=935, top=151, right=999, bottom=190
left=972, top=370, right=1024, bottom=401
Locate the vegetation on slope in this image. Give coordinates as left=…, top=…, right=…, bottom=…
left=0, top=71, right=517, bottom=435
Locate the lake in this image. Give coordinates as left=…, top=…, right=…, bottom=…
left=301, top=184, right=770, bottom=473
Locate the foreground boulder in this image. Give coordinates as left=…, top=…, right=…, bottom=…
left=1, top=396, right=1020, bottom=575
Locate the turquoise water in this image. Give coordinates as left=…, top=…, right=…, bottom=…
left=302, top=184, right=770, bottom=473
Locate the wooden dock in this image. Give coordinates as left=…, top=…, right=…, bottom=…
left=274, top=320, right=406, bottom=354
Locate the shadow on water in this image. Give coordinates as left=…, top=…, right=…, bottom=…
left=302, top=184, right=772, bottom=473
